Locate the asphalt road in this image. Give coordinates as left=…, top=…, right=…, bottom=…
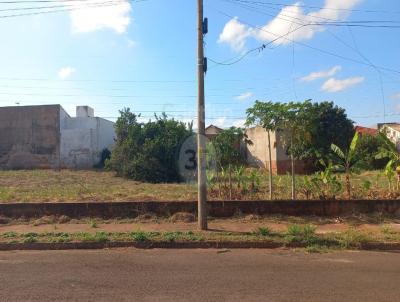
left=0, top=249, right=399, bottom=301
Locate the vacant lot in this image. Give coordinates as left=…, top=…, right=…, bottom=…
left=0, top=169, right=397, bottom=203
left=0, top=170, right=197, bottom=203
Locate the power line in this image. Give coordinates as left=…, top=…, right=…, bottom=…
left=0, top=77, right=195, bottom=83
left=0, top=0, right=105, bottom=3
left=0, top=0, right=121, bottom=12
left=98, top=112, right=400, bottom=120
left=221, top=0, right=392, bottom=119
left=0, top=0, right=146, bottom=19
left=222, top=0, right=400, bottom=28
left=211, top=9, right=400, bottom=75
left=219, top=0, right=400, bottom=14
left=208, top=22, right=307, bottom=65
left=0, top=91, right=257, bottom=98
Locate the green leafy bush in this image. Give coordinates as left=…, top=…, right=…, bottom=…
left=106, top=109, right=193, bottom=183
left=95, top=148, right=111, bottom=169
left=356, top=134, right=388, bottom=170
left=131, top=231, right=149, bottom=242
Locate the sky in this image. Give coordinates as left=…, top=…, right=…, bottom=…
left=0, top=0, right=399, bottom=128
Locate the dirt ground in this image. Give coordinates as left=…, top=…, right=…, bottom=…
left=1, top=219, right=399, bottom=235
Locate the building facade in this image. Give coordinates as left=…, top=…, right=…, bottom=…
left=0, top=105, right=115, bottom=169
left=245, top=126, right=307, bottom=175
left=378, top=123, right=400, bottom=151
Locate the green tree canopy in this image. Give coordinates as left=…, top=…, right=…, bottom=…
left=211, top=127, right=250, bottom=168
left=106, top=108, right=193, bottom=183
left=356, top=134, right=388, bottom=170
left=306, top=101, right=354, bottom=161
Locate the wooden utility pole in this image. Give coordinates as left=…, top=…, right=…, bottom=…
left=197, top=0, right=207, bottom=230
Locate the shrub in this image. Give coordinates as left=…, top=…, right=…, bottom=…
left=106, top=109, right=193, bottom=183
left=257, top=227, right=271, bottom=236
left=131, top=231, right=149, bottom=242
left=286, top=224, right=317, bottom=244
left=357, top=134, right=388, bottom=170
left=95, top=148, right=111, bottom=169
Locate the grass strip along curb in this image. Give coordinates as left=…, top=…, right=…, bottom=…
left=0, top=241, right=400, bottom=252
left=1, top=226, right=400, bottom=252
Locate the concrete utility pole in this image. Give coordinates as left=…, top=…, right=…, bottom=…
left=197, top=0, right=207, bottom=230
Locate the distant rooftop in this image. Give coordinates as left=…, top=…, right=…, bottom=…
left=355, top=126, right=378, bottom=136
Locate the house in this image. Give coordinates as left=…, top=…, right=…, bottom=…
left=205, top=124, right=223, bottom=140
left=245, top=126, right=307, bottom=175
left=355, top=126, right=378, bottom=137
left=378, top=122, right=400, bottom=150
left=0, top=105, right=115, bottom=169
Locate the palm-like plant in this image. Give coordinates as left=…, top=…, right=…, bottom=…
left=330, top=132, right=360, bottom=198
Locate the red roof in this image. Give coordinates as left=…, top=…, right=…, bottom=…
left=355, top=126, right=378, bottom=136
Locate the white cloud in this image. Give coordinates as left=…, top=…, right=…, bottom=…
left=232, top=119, right=246, bottom=128
left=213, top=117, right=227, bottom=128
left=235, top=91, right=254, bottom=101
left=219, top=0, right=362, bottom=51
left=395, top=103, right=400, bottom=112
left=300, top=66, right=341, bottom=82
left=58, top=67, right=75, bottom=80
left=218, top=17, right=252, bottom=52
left=70, top=0, right=131, bottom=34
left=390, top=93, right=400, bottom=101
left=321, top=76, right=364, bottom=92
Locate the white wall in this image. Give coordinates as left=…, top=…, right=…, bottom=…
left=60, top=114, right=115, bottom=169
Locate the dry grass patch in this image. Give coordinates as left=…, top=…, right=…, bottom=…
left=0, top=170, right=197, bottom=203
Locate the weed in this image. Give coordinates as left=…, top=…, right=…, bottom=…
left=257, top=227, right=272, bottom=236
left=131, top=231, right=149, bottom=242
left=285, top=224, right=317, bottom=244
left=23, top=232, right=38, bottom=238
left=287, top=224, right=303, bottom=237
left=305, top=244, right=329, bottom=254
left=77, top=232, right=108, bottom=243
left=381, top=224, right=394, bottom=235
left=93, top=232, right=108, bottom=243
left=303, top=224, right=317, bottom=237
left=163, top=231, right=183, bottom=242
left=185, top=231, right=204, bottom=241
left=89, top=220, right=98, bottom=228
left=23, top=236, right=37, bottom=243
left=2, top=232, right=17, bottom=238
left=336, top=229, right=369, bottom=249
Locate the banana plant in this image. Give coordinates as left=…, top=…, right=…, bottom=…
left=248, top=169, right=261, bottom=193
left=206, top=171, right=216, bottom=191
left=375, top=133, right=400, bottom=191
left=234, top=166, right=245, bottom=189
left=330, top=132, right=360, bottom=198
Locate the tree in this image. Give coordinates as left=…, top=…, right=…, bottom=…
left=306, top=102, right=354, bottom=164
left=279, top=101, right=315, bottom=200
left=106, top=108, right=193, bottom=183
left=356, top=134, right=388, bottom=170
left=246, top=101, right=285, bottom=199
left=330, top=132, right=361, bottom=198
left=211, top=127, right=251, bottom=199
left=245, top=100, right=354, bottom=199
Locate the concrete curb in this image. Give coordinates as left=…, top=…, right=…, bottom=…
left=0, top=241, right=399, bottom=251
left=1, top=199, right=400, bottom=219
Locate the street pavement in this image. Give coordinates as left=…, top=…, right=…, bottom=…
left=0, top=249, right=399, bottom=301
